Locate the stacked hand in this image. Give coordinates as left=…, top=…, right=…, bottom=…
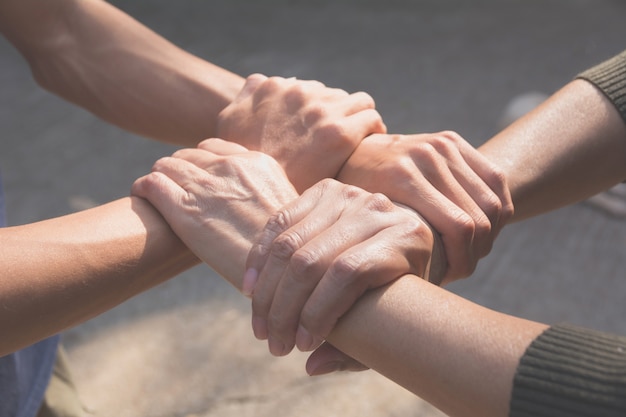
left=338, top=132, right=513, bottom=284
left=132, top=139, right=298, bottom=283
left=244, top=178, right=445, bottom=357
left=133, top=74, right=514, bottom=377
left=217, top=74, right=386, bottom=192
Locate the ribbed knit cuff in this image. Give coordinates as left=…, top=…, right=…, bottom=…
left=577, top=50, right=626, bottom=124
left=509, top=324, right=626, bottom=417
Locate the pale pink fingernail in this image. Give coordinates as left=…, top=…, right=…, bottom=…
left=268, top=335, right=287, bottom=357
left=296, top=325, right=313, bottom=352
left=242, top=268, right=259, bottom=298
left=296, top=325, right=322, bottom=352
left=252, top=316, right=268, bottom=340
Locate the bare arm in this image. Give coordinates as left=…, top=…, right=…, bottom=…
left=480, top=79, right=626, bottom=221
left=0, top=197, right=199, bottom=356
left=132, top=140, right=548, bottom=417
left=328, top=275, right=547, bottom=417
left=0, top=0, right=244, bottom=145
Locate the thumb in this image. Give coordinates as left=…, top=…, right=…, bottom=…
left=235, top=73, right=269, bottom=101
left=305, top=342, right=369, bottom=376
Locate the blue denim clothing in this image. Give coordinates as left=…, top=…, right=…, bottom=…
left=0, top=170, right=60, bottom=417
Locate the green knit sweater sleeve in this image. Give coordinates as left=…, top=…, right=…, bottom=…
left=577, top=50, right=626, bottom=123
left=509, top=51, right=626, bottom=417
left=509, top=324, right=626, bottom=417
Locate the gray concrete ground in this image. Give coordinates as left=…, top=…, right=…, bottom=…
left=2, top=1, right=626, bottom=416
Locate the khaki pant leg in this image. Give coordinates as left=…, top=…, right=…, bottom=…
left=37, top=346, right=92, bottom=417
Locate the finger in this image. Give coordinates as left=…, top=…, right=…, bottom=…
left=426, top=136, right=508, bottom=260
left=337, top=91, right=377, bottom=114
left=306, top=342, right=369, bottom=376
left=336, top=108, right=387, bottom=142
left=267, top=192, right=413, bottom=353
left=131, top=170, right=185, bottom=217
left=427, top=132, right=513, bottom=238
left=132, top=157, right=206, bottom=224
left=245, top=179, right=336, bottom=283
left=247, top=181, right=332, bottom=342
left=455, top=139, right=514, bottom=231
left=296, top=225, right=427, bottom=350
left=432, top=149, right=498, bottom=255
left=197, top=138, right=249, bottom=155
left=391, top=154, right=479, bottom=280
left=170, top=148, right=219, bottom=171
left=234, top=73, right=269, bottom=102
left=264, top=77, right=327, bottom=106
left=264, top=193, right=388, bottom=354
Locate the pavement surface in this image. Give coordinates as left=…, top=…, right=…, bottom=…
left=2, top=1, right=626, bottom=416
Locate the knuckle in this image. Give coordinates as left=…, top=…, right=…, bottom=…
left=257, top=76, right=282, bottom=95
left=485, top=169, right=515, bottom=221
left=419, top=131, right=464, bottom=157
left=316, top=122, right=350, bottom=145
left=472, top=212, right=493, bottom=241
left=305, top=104, right=329, bottom=126
left=264, top=210, right=292, bottom=236
left=327, top=253, right=366, bottom=289
left=390, top=157, right=419, bottom=181
left=453, top=211, right=476, bottom=240
left=288, top=248, right=320, bottom=281
left=405, top=216, right=434, bottom=242
left=351, top=91, right=376, bottom=108
left=363, top=192, right=395, bottom=213
left=483, top=193, right=504, bottom=223
left=315, top=177, right=339, bottom=192
left=271, top=231, right=304, bottom=262
left=437, top=130, right=464, bottom=143
left=340, top=183, right=366, bottom=201
left=409, top=142, right=439, bottom=164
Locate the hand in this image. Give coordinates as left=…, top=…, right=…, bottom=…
left=131, top=138, right=298, bottom=285
left=216, top=74, right=386, bottom=192
left=338, top=131, right=514, bottom=284
left=244, top=178, right=445, bottom=357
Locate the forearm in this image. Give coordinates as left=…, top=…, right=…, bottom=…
left=327, top=275, right=547, bottom=417
left=480, top=79, right=626, bottom=222
left=132, top=148, right=546, bottom=417
left=221, top=242, right=544, bottom=417
left=0, top=197, right=199, bottom=355
left=0, top=0, right=244, bottom=145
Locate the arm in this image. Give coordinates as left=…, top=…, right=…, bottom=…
left=130, top=141, right=548, bottom=417
left=0, top=197, right=199, bottom=356
left=480, top=60, right=626, bottom=221
left=328, top=275, right=548, bottom=417
left=0, top=0, right=244, bottom=145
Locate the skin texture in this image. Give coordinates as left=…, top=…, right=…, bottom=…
left=338, top=131, right=513, bottom=283
left=480, top=79, right=626, bottom=221
left=0, top=0, right=243, bottom=145
left=131, top=77, right=626, bottom=416
left=0, top=0, right=384, bottom=354
left=244, top=178, right=445, bottom=355
left=244, top=79, right=626, bottom=369
left=217, top=74, right=386, bottom=192
left=131, top=139, right=547, bottom=417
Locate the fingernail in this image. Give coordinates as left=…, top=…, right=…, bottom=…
left=296, top=326, right=313, bottom=351
left=242, top=268, right=258, bottom=298
left=252, top=316, right=268, bottom=340
left=268, top=335, right=286, bottom=357
left=296, top=326, right=321, bottom=352
left=308, top=361, right=343, bottom=376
